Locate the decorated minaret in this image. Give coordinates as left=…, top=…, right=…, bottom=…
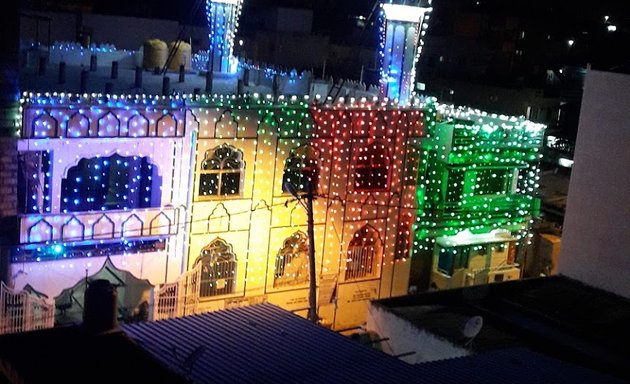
left=379, top=0, right=432, bottom=104
left=206, top=0, right=243, bottom=74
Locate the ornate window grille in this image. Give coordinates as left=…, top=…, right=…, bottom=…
left=194, top=238, right=237, bottom=297
left=345, top=225, right=381, bottom=280
left=274, top=231, right=309, bottom=288
left=354, top=142, right=390, bottom=191
left=199, top=144, right=244, bottom=197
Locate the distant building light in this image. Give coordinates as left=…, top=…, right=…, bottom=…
left=607, top=25, right=617, bottom=32
left=382, top=3, right=430, bottom=23
left=238, top=39, right=244, bottom=46
left=417, top=82, right=426, bottom=91
left=604, top=15, right=609, bottom=23
left=558, top=157, right=574, bottom=168
left=567, top=39, right=575, bottom=47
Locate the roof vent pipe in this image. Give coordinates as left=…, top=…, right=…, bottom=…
left=83, top=279, right=118, bottom=333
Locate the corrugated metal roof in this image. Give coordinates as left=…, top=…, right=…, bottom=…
left=122, top=303, right=423, bottom=384
left=413, top=348, right=628, bottom=384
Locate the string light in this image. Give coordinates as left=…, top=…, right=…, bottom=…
left=15, top=39, right=545, bottom=332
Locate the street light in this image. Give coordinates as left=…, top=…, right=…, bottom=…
left=284, top=181, right=318, bottom=323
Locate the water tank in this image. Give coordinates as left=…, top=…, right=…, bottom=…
left=143, top=39, right=168, bottom=70
left=167, top=41, right=192, bottom=71
left=83, top=279, right=118, bottom=333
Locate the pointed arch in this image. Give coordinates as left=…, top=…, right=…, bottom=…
left=61, top=215, right=85, bottom=242
left=28, top=219, right=53, bottom=243
left=215, top=109, right=238, bottom=138
left=127, top=113, right=149, bottom=137
left=394, top=213, right=414, bottom=260
left=194, top=238, right=237, bottom=297
left=156, top=113, right=177, bottom=137
left=66, top=112, right=90, bottom=138
left=92, top=214, right=115, bottom=240
left=274, top=231, right=309, bottom=288
left=121, top=214, right=144, bottom=238
left=97, top=111, right=120, bottom=137
left=150, top=211, right=172, bottom=235
left=207, top=203, right=230, bottom=233
left=32, top=111, right=57, bottom=138
left=345, top=224, right=383, bottom=280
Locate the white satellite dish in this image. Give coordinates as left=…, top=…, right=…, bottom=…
left=462, top=315, right=483, bottom=339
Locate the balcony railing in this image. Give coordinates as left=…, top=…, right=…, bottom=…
left=19, top=206, right=181, bottom=245
left=153, top=264, right=201, bottom=321
left=0, top=283, right=54, bottom=335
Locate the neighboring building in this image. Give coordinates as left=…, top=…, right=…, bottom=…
left=558, top=70, right=630, bottom=299
left=367, top=275, right=630, bottom=382
left=411, top=104, right=544, bottom=290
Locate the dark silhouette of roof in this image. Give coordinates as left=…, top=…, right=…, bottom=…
left=0, top=325, right=186, bottom=383
left=413, top=347, right=628, bottom=384
left=373, top=275, right=630, bottom=381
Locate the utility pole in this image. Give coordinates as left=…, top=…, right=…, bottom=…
left=305, top=187, right=317, bottom=323
left=285, top=181, right=318, bottom=323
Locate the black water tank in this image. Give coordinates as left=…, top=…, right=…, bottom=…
left=83, top=279, right=118, bottom=333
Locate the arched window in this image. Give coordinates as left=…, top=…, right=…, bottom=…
left=194, top=238, right=237, bottom=297
left=199, top=144, right=244, bottom=197
left=394, top=218, right=413, bottom=260
left=282, top=146, right=319, bottom=194
left=354, top=142, right=390, bottom=191
left=274, top=231, right=309, bottom=288
left=345, top=225, right=381, bottom=280
left=61, top=154, right=161, bottom=212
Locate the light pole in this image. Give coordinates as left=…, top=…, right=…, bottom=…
left=284, top=181, right=318, bottom=323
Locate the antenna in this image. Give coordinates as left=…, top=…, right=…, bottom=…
left=462, top=315, right=483, bottom=339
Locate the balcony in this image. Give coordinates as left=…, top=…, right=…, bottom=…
left=19, top=206, right=181, bottom=246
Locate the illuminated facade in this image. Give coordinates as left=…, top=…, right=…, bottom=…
left=11, top=93, right=543, bottom=330
left=412, top=105, right=545, bottom=290
left=172, top=95, right=425, bottom=329
left=13, top=95, right=193, bottom=302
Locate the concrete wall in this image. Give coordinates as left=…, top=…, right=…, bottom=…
left=558, top=70, right=630, bottom=299
left=366, top=303, right=470, bottom=364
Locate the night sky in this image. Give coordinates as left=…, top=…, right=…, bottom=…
left=23, top=0, right=630, bottom=69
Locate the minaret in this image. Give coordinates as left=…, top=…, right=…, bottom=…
left=379, top=1, right=432, bottom=104
left=206, top=0, right=243, bottom=74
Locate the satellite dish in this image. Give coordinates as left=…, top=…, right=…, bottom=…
left=462, top=315, right=483, bottom=339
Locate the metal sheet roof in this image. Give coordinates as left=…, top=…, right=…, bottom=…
left=122, top=303, right=423, bottom=384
